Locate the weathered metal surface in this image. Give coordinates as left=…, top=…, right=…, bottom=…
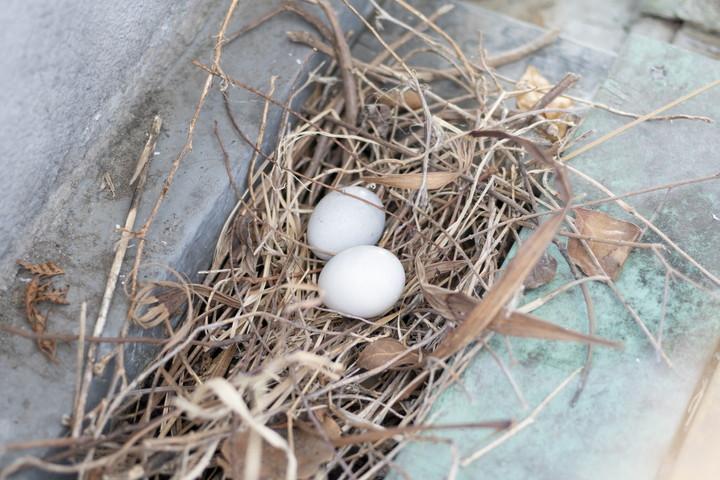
left=395, top=33, right=720, bottom=480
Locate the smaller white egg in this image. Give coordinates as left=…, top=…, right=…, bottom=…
left=308, top=186, right=385, bottom=260
left=319, top=245, right=405, bottom=318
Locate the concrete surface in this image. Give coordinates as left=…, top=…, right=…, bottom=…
left=0, top=0, right=370, bottom=471
left=471, top=0, right=641, bottom=53
left=642, top=0, right=720, bottom=34
left=1, top=0, right=221, bottom=461
left=395, top=33, right=720, bottom=480
left=0, top=0, right=219, bottom=291
left=473, top=0, right=720, bottom=60
left=3, top=0, right=719, bottom=477
left=354, top=1, right=615, bottom=98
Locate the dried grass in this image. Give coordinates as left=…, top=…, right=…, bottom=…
left=3, top=1, right=720, bottom=479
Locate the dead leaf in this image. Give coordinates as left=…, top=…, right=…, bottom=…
left=19, top=261, right=68, bottom=360
left=221, top=428, right=334, bottom=480
left=316, top=409, right=342, bottom=440
left=491, top=311, right=620, bottom=348
left=357, top=338, right=421, bottom=371
left=516, top=65, right=573, bottom=137
left=524, top=251, right=557, bottom=289
left=36, top=284, right=70, bottom=304
left=130, top=282, right=187, bottom=329
left=363, top=171, right=459, bottom=190
left=22, top=276, right=56, bottom=360
left=24, top=276, right=40, bottom=316
left=424, top=289, right=619, bottom=348
left=568, top=208, right=641, bottom=280
left=16, top=259, right=64, bottom=277
left=378, top=89, right=423, bottom=110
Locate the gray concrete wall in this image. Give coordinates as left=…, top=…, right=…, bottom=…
left=0, top=0, right=219, bottom=288
left=0, top=0, right=370, bottom=473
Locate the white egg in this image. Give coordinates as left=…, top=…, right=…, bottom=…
left=308, top=186, right=385, bottom=260
left=319, top=245, right=405, bottom=318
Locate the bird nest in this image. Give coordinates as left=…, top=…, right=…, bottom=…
left=5, top=1, right=718, bottom=479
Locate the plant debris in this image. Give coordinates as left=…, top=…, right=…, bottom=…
left=517, top=65, right=575, bottom=138
left=219, top=428, right=334, bottom=480
left=568, top=207, right=642, bottom=280
left=5, top=2, right=720, bottom=479
left=17, top=259, right=69, bottom=360
left=16, top=259, right=64, bottom=278
left=357, top=337, right=422, bottom=371
left=525, top=251, right=558, bottom=289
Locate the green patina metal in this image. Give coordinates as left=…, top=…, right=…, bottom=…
left=395, top=35, right=720, bottom=479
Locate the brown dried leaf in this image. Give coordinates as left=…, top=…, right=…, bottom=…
left=524, top=251, right=557, bottom=289
left=23, top=274, right=67, bottom=361
left=363, top=171, right=459, bottom=190
left=16, top=259, right=65, bottom=277
left=491, top=311, right=620, bottom=348
left=221, top=428, right=334, bottom=480
left=425, top=289, right=619, bottom=348
left=357, top=338, right=421, bottom=371
left=316, top=410, right=342, bottom=440
left=27, top=304, right=56, bottom=360
left=378, top=89, right=423, bottom=110
left=36, top=284, right=70, bottom=304
left=130, top=282, right=187, bottom=329
left=24, top=276, right=40, bottom=317
left=516, top=65, right=573, bottom=137
left=568, top=208, right=641, bottom=280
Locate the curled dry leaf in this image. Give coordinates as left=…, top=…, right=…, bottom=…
left=568, top=208, right=642, bottom=280
left=363, top=171, right=459, bottom=190
left=516, top=65, right=573, bottom=137
left=356, top=338, right=421, bottom=371
left=23, top=273, right=58, bottom=360
left=16, top=259, right=65, bottom=277
left=220, top=428, right=334, bottom=480
left=524, top=251, right=558, bottom=289
left=130, top=282, right=187, bottom=329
